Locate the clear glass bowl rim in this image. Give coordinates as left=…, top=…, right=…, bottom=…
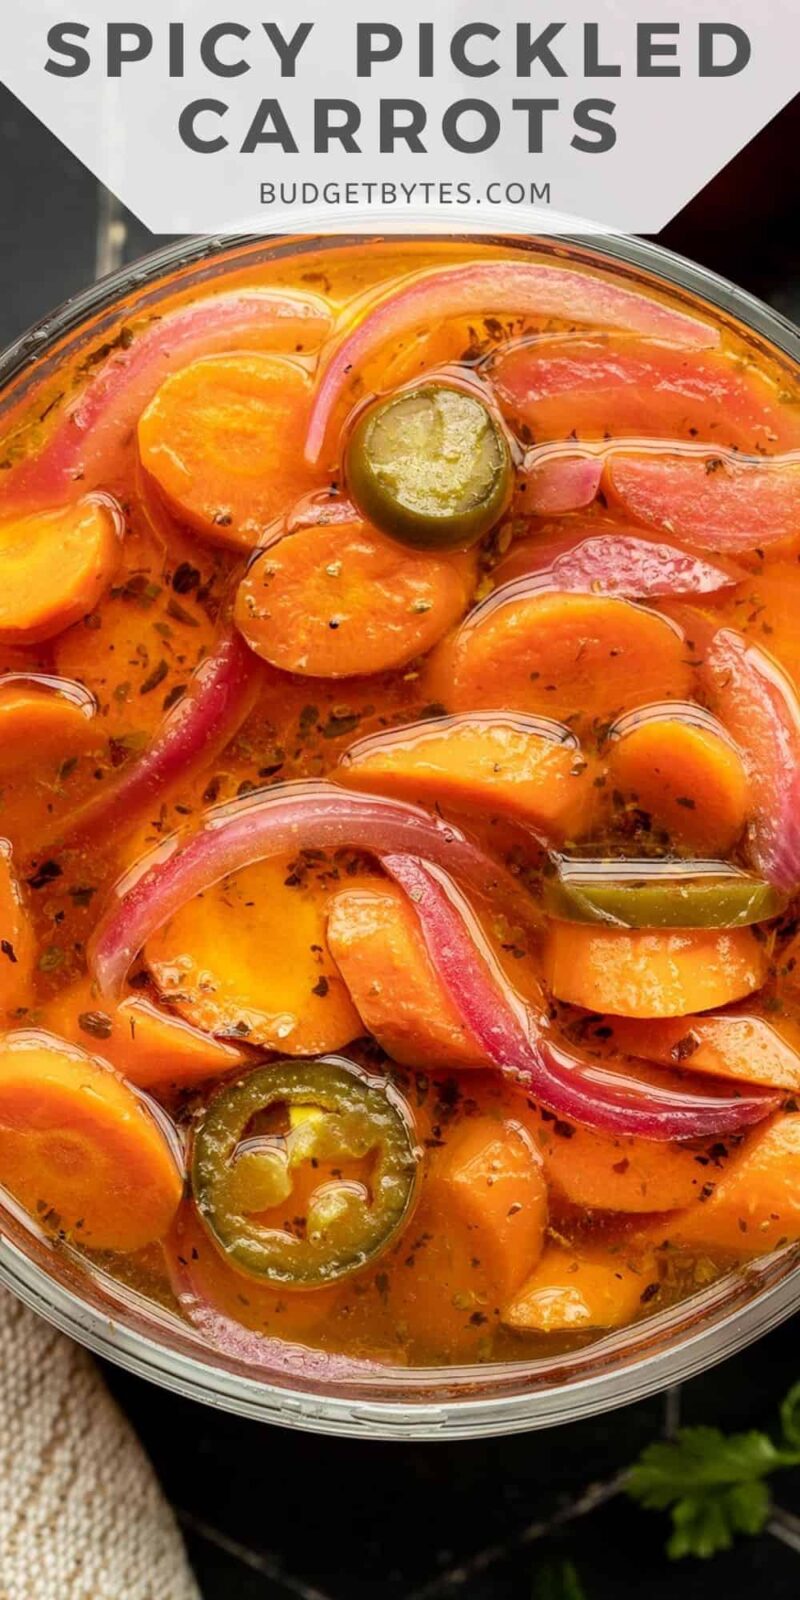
left=1, top=225, right=799, bottom=1441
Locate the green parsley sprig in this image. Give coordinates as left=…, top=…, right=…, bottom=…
left=626, top=1380, right=800, bottom=1558
left=533, top=1558, right=587, bottom=1600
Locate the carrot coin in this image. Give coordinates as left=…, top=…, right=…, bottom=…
left=544, top=922, right=767, bottom=1017
left=609, top=1009, right=800, bottom=1094
left=337, top=713, right=595, bottom=842
left=235, top=519, right=476, bottom=677
left=429, top=1117, right=547, bottom=1299
left=0, top=1031, right=183, bottom=1250
left=327, top=881, right=543, bottom=1070
left=145, top=854, right=367, bottom=1056
left=532, top=1112, right=734, bottom=1213
left=0, top=497, right=122, bottom=645
left=642, top=1113, right=800, bottom=1257
left=502, top=1242, right=658, bottom=1332
left=40, top=977, right=246, bottom=1092
left=425, top=591, right=692, bottom=729
left=608, top=708, right=749, bottom=855
left=0, top=676, right=97, bottom=773
left=138, top=354, right=317, bottom=549
left=327, top=883, right=487, bottom=1070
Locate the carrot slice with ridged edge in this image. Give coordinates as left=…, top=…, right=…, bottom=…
left=40, top=977, right=245, bottom=1091
left=428, top=1118, right=547, bottom=1300
left=530, top=1111, right=736, bottom=1213
left=145, top=853, right=372, bottom=1054
left=607, top=704, right=749, bottom=856
left=502, top=1242, right=659, bottom=1332
left=641, top=1113, right=800, bottom=1256
left=424, top=590, right=692, bottom=730
left=138, top=354, right=319, bottom=550
left=0, top=841, right=35, bottom=1017
left=0, top=496, right=123, bottom=645
left=337, top=712, right=595, bottom=843
left=605, top=449, right=800, bottom=553
left=0, top=1030, right=183, bottom=1250
left=608, top=1009, right=800, bottom=1093
left=544, top=922, right=768, bottom=1017
left=235, top=519, right=476, bottom=678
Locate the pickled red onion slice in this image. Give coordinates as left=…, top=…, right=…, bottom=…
left=700, top=626, right=800, bottom=892
left=495, top=530, right=742, bottom=598
left=492, top=335, right=800, bottom=454
left=306, top=262, right=719, bottom=466
left=50, top=629, right=262, bottom=850
left=383, top=853, right=777, bottom=1140
left=519, top=451, right=602, bottom=515
left=89, top=782, right=536, bottom=998
left=8, top=289, right=331, bottom=504
left=605, top=449, right=800, bottom=552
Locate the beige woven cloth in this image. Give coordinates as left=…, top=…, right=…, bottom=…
left=0, top=1288, right=201, bottom=1600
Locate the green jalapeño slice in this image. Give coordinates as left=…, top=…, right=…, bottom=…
left=191, top=1057, right=419, bottom=1287
left=543, top=858, right=787, bottom=929
left=345, top=382, right=513, bottom=550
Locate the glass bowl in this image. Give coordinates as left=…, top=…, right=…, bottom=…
left=1, top=229, right=799, bottom=1440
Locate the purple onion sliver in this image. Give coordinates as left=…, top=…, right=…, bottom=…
left=550, top=533, right=741, bottom=598
left=522, top=451, right=602, bottom=515
left=52, top=630, right=262, bottom=849
left=89, top=782, right=533, bottom=998
left=306, top=261, right=718, bottom=465
left=700, top=626, right=800, bottom=893
left=383, top=853, right=777, bottom=1141
left=10, top=290, right=331, bottom=504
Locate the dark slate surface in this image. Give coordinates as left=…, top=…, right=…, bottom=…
left=2, top=81, right=800, bottom=1599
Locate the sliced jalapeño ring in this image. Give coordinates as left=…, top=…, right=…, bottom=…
left=191, top=1056, right=419, bottom=1287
